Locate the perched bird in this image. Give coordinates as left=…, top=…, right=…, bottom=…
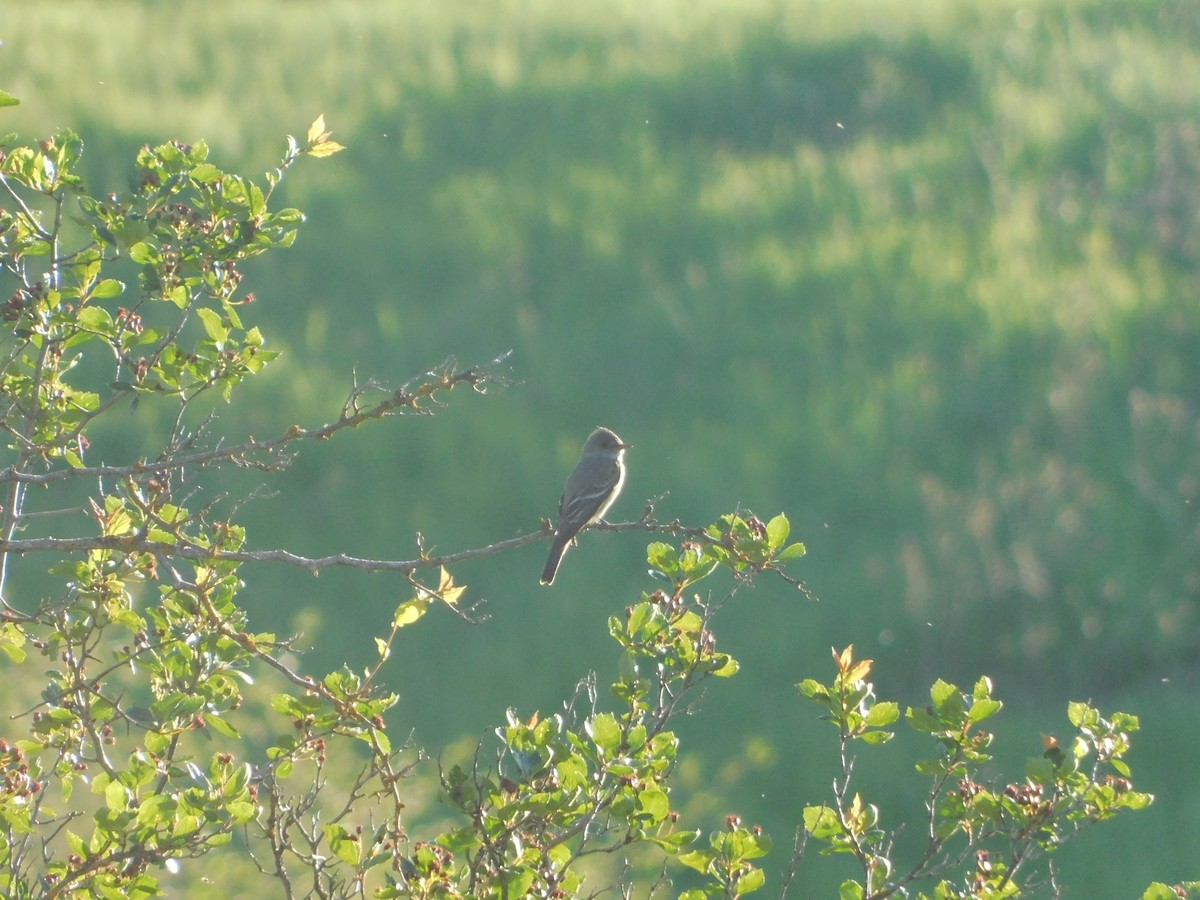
left=540, top=427, right=629, bottom=585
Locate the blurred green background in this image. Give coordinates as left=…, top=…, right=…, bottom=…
left=4, top=0, right=1199, bottom=892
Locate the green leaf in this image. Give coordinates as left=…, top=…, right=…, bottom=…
left=204, top=714, right=240, bottom=739
left=929, top=679, right=959, bottom=712
left=135, top=794, right=174, bottom=828
left=0, top=625, right=25, bottom=662
left=765, top=513, right=789, bottom=549
left=500, top=867, right=536, bottom=897
left=196, top=306, right=228, bottom=343
left=438, top=825, right=482, bottom=855
left=225, top=801, right=258, bottom=824
left=0, top=643, right=25, bottom=663
left=796, top=678, right=829, bottom=700
left=905, top=706, right=940, bottom=733
left=711, top=654, right=739, bottom=677
left=127, top=241, right=158, bottom=264
left=392, top=596, right=428, bottom=628
left=190, top=163, right=222, bottom=183
left=150, top=691, right=207, bottom=726
left=625, top=723, right=647, bottom=752
left=189, top=139, right=210, bottom=162
left=557, top=754, right=588, bottom=792
left=271, top=693, right=316, bottom=717
left=839, top=881, right=865, bottom=900
left=1067, top=700, right=1091, bottom=728
left=777, top=541, right=807, bottom=561
left=325, top=823, right=361, bottom=865
left=676, top=848, right=716, bottom=874
left=626, top=600, right=655, bottom=635
left=222, top=301, right=245, bottom=331
left=739, top=868, right=766, bottom=893
left=104, top=779, right=129, bottom=812
left=588, top=712, right=622, bottom=754
left=1116, top=791, right=1154, bottom=811
left=637, top=785, right=670, bottom=821
left=103, top=505, right=133, bottom=536
left=646, top=542, right=678, bottom=575
left=649, top=731, right=679, bottom=758
left=968, top=698, right=1003, bottom=724
left=144, top=729, right=171, bottom=756
left=733, top=829, right=772, bottom=858
left=1111, top=711, right=1141, bottom=733
left=76, top=305, right=114, bottom=332
left=803, top=805, right=843, bottom=839
left=1140, top=887, right=1174, bottom=900
left=0, top=90, right=19, bottom=108
left=646, top=829, right=700, bottom=853
left=91, top=278, right=124, bottom=299
left=65, top=831, right=86, bottom=858
left=165, top=284, right=188, bottom=308
left=865, top=701, right=899, bottom=727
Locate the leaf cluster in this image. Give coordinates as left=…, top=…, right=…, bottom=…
left=797, top=647, right=1160, bottom=899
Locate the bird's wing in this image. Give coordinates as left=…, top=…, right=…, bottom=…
left=557, top=457, right=621, bottom=530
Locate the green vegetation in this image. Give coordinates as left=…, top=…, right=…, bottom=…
left=2, top=0, right=1199, bottom=894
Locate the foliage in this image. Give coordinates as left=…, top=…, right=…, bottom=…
left=0, top=109, right=1186, bottom=898
left=797, top=647, right=1157, bottom=898
left=0, top=115, right=440, bottom=898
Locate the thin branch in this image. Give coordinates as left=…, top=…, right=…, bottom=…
left=14, top=505, right=88, bottom=522
left=0, top=311, right=53, bottom=605
left=0, top=511, right=708, bottom=576
left=0, top=352, right=514, bottom=489
left=0, top=500, right=811, bottom=617
left=0, top=174, right=54, bottom=241
left=778, top=825, right=809, bottom=900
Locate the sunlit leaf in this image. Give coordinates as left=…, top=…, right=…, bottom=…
left=765, top=513, right=789, bottom=549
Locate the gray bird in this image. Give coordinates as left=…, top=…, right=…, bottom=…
left=540, top=427, right=629, bottom=585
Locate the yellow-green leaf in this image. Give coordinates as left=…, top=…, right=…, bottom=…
left=766, top=513, right=789, bottom=549
left=307, top=115, right=328, bottom=144
left=91, top=278, right=124, bottom=299
left=196, top=307, right=227, bottom=344
left=307, top=140, right=346, bottom=158
left=392, top=597, right=428, bottom=629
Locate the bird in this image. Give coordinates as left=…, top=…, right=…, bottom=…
left=540, top=427, right=630, bottom=585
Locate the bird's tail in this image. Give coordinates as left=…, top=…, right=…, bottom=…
left=540, top=536, right=571, bottom=585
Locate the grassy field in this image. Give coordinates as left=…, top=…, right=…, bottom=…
left=3, top=0, right=1199, bottom=893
